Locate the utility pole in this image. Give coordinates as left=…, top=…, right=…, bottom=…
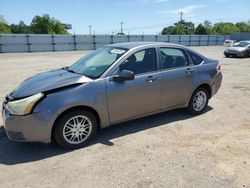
left=177, top=11, right=184, bottom=35
left=120, top=21, right=124, bottom=34
left=179, top=11, right=184, bottom=22
left=89, top=25, right=92, bottom=35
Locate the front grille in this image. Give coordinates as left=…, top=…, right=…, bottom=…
left=228, top=50, right=237, bottom=53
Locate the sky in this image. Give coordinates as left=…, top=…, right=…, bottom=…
left=0, top=0, right=249, bottom=34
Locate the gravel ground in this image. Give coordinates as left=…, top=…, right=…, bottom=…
left=0, top=46, right=250, bottom=188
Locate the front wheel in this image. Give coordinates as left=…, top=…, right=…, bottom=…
left=54, top=109, right=97, bottom=149
left=187, top=88, right=209, bottom=115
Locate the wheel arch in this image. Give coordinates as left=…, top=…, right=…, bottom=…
left=188, top=83, right=212, bottom=105
left=51, top=105, right=101, bottom=142
left=196, top=83, right=212, bottom=99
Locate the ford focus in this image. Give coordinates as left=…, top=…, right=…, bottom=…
left=2, top=42, right=222, bottom=149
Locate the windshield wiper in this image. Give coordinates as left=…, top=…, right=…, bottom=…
left=62, top=66, right=69, bottom=70
left=62, top=66, right=95, bottom=79
left=62, top=66, right=78, bottom=74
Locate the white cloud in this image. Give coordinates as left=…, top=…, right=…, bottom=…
left=176, top=5, right=206, bottom=14
left=158, top=4, right=206, bottom=15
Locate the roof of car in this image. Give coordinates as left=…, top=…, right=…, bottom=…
left=107, top=42, right=184, bottom=49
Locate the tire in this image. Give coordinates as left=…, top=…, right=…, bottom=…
left=187, top=87, right=209, bottom=115
left=244, top=51, right=249, bottom=58
left=54, top=109, right=97, bottom=149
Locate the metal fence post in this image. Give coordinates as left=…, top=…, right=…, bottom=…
left=141, top=35, right=144, bottom=42
left=110, top=35, right=113, bottom=44
left=73, top=35, right=77, bottom=51
left=189, top=35, right=191, bottom=46
left=26, top=34, right=31, bottom=52
left=199, top=35, right=201, bottom=46
left=127, top=35, right=130, bottom=42
left=93, top=35, right=96, bottom=50
left=167, top=35, right=170, bottom=43
left=51, top=35, right=55, bottom=51
left=179, top=35, right=181, bottom=44
left=207, top=35, right=210, bottom=46
left=0, top=35, right=2, bottom=53
left=155, top=35, right=158, bottom=42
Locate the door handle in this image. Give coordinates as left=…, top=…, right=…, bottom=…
left=145, top=75, right=157, bottom=83
left=185, top=68, right=194, bottom=75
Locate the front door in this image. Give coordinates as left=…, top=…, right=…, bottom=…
left=106, top=48, right=162, bottom=123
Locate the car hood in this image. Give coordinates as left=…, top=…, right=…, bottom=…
left=11, top=69, right=92, bottom=98
left=226, top=47, right=246, bottom=52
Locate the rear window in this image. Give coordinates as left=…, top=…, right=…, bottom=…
left=189, top=51, right=204, bottom=65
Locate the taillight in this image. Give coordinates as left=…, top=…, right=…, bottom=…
left=217, top=64, right=222, bottom=72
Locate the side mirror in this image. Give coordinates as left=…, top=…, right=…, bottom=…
left=112, top=70, right=135, bottom=82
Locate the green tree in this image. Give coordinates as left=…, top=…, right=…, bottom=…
left=235, top=22, right=250, bottom=32
left=211, top=22, right=240, bottom=34
left=175, top=23, right=186, bottom=34
left=195, top=24, right=207, bottom=34
left=162, top=26, right=176, bottom=35
left=183, top=21, right=195, bottom=34
left=203, top=20, right=212, bottom=34
left=0, top=22, right=11, bottom=33
left=10, top=21, right=32, bottom=34
left=161, top=20, right=250, bottom=35
left=162, top=20, right=195, bottom=35
left=175, top=21, right=195, bottom=34
left=31, top=14, right=68, bottom=34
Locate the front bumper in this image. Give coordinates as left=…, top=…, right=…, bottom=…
left=224, top=51, right=244, bottom=57
left=2, top=107, right=54, bottom=143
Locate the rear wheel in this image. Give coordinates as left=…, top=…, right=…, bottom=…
left=54, top=109, right=97, bottom=149
left=187, top=88, right=209, bottom=115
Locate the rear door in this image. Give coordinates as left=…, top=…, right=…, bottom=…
left=106, top=48, right=162, bottom=123
left=159, top=47, right=199, bottom=109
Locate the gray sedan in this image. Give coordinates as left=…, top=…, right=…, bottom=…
left=224, top=41, right=250, bottom=58
left=2, top=42, right=222, bottom=149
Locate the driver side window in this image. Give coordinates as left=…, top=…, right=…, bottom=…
left=120, top=48, right=157, bottom=75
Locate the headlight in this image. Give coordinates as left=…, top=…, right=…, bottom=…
left=6, top=93, right=44, bottom=115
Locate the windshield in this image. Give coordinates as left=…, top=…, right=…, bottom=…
left=233, top=41, right=250, bottom=47
left=69, top=47, right=127, bottom=79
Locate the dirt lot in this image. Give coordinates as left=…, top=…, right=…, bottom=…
left=0, top=46, right=250, bottom=188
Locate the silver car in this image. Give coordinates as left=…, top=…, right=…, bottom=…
left=224, top=40, right=250, bottom=58
left=2, top=42, right=222, bottom=149
left=223, top=39, right=237, bottom=47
